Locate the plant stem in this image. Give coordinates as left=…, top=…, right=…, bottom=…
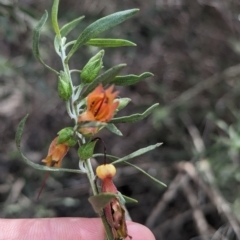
left=59, top=36, right=114, bottom=240
left=85, top=158, right=114, bottom=240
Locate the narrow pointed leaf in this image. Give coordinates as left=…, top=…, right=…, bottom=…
left=85, top=38, right=136, bottom=47
left=106, top=124, right=123, bottom=136
left=51, top=0, right=61, bottom=37
left=122, top=194, right=138, bottom=204
left=125, top=162, right=167, bottom=187
left=88, top=193, right=116, bottom=213
left=118, top=192, right=138, bottom=204
left=33, top=11, right=59, bottom=74
left=110, top=103, right=159, bottom=123
left=117, top=98, right=131, bottom=112
left=112, top=143, right=162, bottom=164
left=60, top=16, right=85, bottom=37
left=112, top=72, right=154, bottom=86
left=66, top=9, right=139, bottom=62
left=15, top=115, right=85, bottom=174
left=81, top=64, right=126, bottom=98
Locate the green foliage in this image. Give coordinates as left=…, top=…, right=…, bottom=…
left=57, top=127, right=74, bottom=144
left=15, top=115, right=84, bottom=174
left=81, top=64, right=126, bottom=98
left=32, top=11, right=58, bottom=74
left=58, top=71, right=73, bottom=100
left=60, top=16, right=85, bottom=37
left=116, top=98, right=131, bottom=112
left=106, top=124, right=123, bottom=136
left=125, top=162, right=167, bottom=187
left=88, top=193, right=116, bottom=213
left=111, top=103, right=159, bottom=123
left=118, top=192, right=138, bottom=204
left=85, top=38, right=136, bottom=47
left=78, top=140, right=98, bottom=160
left=112, top=72, right=154, bottom=86
left=66, top=9, right=139, bottom=62
left=81, top=50, right=104, bottom=83
left=112, top=143, right=162, bottom=164
left=51, top=0, right=61, bottom=38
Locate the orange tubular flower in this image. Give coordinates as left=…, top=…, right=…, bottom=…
left=42, top=137, right=69, bottom=168
left=96, top=164, right=131, bottom=240
left=78, top=84, right=119, bottom=135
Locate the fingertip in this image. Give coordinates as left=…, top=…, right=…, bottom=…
left=127, top=222, right=156, bottom=240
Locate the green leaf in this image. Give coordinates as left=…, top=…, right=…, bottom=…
left=66, top=9, right=139, bottom=62
left=32, top=11, right=59, bottom=74
left=112, top=143, right=162, bottom=164
left=81, top=64, right=126, bottom=98
left=15, top=115, right=85, bottom=174
left=60, top=16, right=85, bottom=37
left=112, top=72, right=154, bottom=86
left=88, top=193, right=116, bottom=213
left=57, top=127, right=74, bottom=144
left=124, top=162, right=167, bottom=187
left=110, top=103, right=159, bottom=124
left=118, top=193, right=138, bottom=204
left=51, top=0, right=61, bottom=37
left=116, top=98, right=131, bottom=111
left=78, top=140, right=98, bottom=160
left=81, top=50, right=104, bottom=84
left=106, top=124, right=123, bottom=136
left=85, top=38, right=136, bottom=47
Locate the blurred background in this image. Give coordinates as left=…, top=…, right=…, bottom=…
left=1, top=0, right=240, bottom=239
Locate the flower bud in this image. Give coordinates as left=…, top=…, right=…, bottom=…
left=96, top=164, right=116, bottom=180
left=58, top=71, right=72, bottom=101
left=81, top=50, right=104, bottom=83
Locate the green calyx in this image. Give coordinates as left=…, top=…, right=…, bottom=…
left=57, top=127, right=77, bottom=147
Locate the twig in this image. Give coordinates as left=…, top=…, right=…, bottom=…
left=181, top=175, right=210, bottom=240
left=146, top=173, right=183, bottom=228
left=178, top=161, right=240, bottom=239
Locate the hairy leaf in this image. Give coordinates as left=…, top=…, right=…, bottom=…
left=32, top=11, right=58, bottom=74
left=66, top=9, right=139, bottom=62
left=106, top=124, right=123, bottom=136
left=110, top=103, right=159, bottom=123
left=51, top=0, right=61, bottom=37
left=60, top=16, right=85, bottom=37
left=125, top=162, right=167, bottom=187
left=86, top=38, right=136, bottom=47
left=112, top=72, right=154, bottom=86
left=112, top=143, right=162, bottom=164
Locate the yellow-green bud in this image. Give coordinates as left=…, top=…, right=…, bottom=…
left=81, top=50, right=104, bottom=84
left=58, top=71, right=72, bottom=101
